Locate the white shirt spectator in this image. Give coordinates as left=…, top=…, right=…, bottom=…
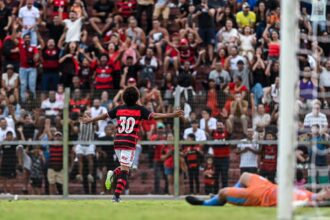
left=237, top=140, right=259, bottom=168
left=252, top=113, right=271, bottom=129
left=229, top=55, right=246, bottom=71
left=200, top=117, right=217, bottom=131
left=18, top=6, right=40, bottom=28
left=319, top=67, right=330, bottom=87
left=183, top=127, right=207, bottom=141
left=239, top=34, right=255, bottom=51
left=310, top=0, right=327, bottom=22
left=0, top=127, right=16, bottom=142
left=303, top=112, right=328, bottom=129
left=41, top=99, right=64, bottom=116
left=91, top=106, right=108, bottom=136
left=209, top=69, right=231, bottom=86
left=2, top=73, right=19, bottom=89
left=5, top=116, right=15, bottom=130
left=63, top=18, right=83, bottom=43
left=56, top=92, right=65, bottom=103
left=140, top=56, right=158, bottom=69
left=217, top=28, right=239, bottom=44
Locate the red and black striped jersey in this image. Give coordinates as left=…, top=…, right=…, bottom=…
left=94, top=64, right=114, bottom=90
left=107, top=105, right=153, bottom=150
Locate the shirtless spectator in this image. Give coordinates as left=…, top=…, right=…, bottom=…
left=126, top=17, right=146, bottom=54
left=149, top=19, right=169, bottom=64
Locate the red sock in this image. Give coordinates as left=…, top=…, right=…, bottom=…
left=114, top=170, right=128, bottom=198
left=114, top=167, right=121, bottom=177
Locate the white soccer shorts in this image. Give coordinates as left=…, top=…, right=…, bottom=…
left=75, top=144, right=96, bottom=156
left=115, top=149, right=135, bottom=167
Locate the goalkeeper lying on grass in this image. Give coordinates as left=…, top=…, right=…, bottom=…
left=186, top=172, right=330, bottom=207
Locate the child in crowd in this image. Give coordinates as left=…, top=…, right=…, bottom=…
left=30, top=146, right=45, bottom=195
left=183, top=133, right=203, bottom=194
left=203, top=156, right=216, bottom=195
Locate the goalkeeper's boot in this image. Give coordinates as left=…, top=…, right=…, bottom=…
left=185, top=196, right=204, bottom=205
left=105, top=170, right=114, bottom=190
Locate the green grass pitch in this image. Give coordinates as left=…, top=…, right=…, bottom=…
left=0, top=200, right=329, bottom=220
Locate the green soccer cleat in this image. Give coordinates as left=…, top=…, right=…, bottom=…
left=105, top=170, right=114, bottom=190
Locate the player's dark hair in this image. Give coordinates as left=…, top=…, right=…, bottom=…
left=122, top=86, right=140, bottom=106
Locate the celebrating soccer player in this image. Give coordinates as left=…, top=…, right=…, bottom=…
left=81, top=86, right=184, bottom=202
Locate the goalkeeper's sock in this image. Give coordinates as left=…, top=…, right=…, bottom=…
left=203, top=195, right=225, bottom=206
left=234, top=182, right=243, bottom=188
left=114, top=170, right=128, bottom=199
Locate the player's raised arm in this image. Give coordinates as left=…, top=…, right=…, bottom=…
left=152, top=109, right=184, bottom=120
left=80, top=112, right=109, bottom=124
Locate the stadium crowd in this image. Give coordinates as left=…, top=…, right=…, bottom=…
left=0, top=0, right=329, bottom=195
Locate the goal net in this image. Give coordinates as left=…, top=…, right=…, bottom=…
left=278, top=0, right=330, bottom=219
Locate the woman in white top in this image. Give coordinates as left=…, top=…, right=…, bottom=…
left=1, top=64, right=19, bottom=100
left=216, top=19, right=239, bottom=48
left=239, top=26, right=256, bottom=63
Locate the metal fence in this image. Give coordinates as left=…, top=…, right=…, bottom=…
left=0, top=87, right=329, bottom=197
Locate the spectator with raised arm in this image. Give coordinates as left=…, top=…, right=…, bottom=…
left=38, top=35, right=61, bottom=91
left=62, top=7, right=87, bottom=43
left=226, top=92, right=248, bottom=135
left=12, top=23, right=40, bottom=101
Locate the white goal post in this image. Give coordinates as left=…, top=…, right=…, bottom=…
left=277, top=0, right=299, bottom=219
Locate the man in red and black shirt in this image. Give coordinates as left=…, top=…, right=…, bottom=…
left=183, top=133, right=203, bottom=194
left=81, top=86, right=183, bottom=202
left=92, top=54, right=114, bottom=90
left=212, top=122, right=231, bottom=191
left=150, top=123, right=167, bottom=194
left=48, top=131, right=63, bottom=195
left=39, top=37, right=60, bottom=91
left=115, top=0, right=137, bottom=21
left=259, top=131, right=277, bottom=183
left=2, top=35, right=20, bottom=73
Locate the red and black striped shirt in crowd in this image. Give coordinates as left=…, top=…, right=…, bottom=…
left=42, top=48, right=60, bottom=72
left=49, top=145, right=63, bottom=171
left=107, top=105, right=153, bottom=150
left=94, top=64, right=114, bottom=90
left=204, top=164, right=216, bottom=186
left=212, top=130, right=230, bottom=158
left=116, top=0, right=137, bottom=18
left=260, top=145, right=277, bottom=172
left=183, top=145, right=201, bottom=169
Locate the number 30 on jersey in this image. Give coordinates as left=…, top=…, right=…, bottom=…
left=118, top=116, right=136, bottom=133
